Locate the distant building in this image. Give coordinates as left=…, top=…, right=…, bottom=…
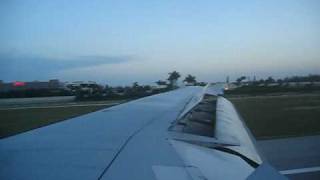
left=111, top=87, right=126, bottom=96
left=238, top=80, right=250, bottom=86
left=65, top=81, right=103, bottom=98
left=225, top=83, right=238, bottom=90
left=0, top=79, right=65, bottom=92
left=152, top=84, right=168, bottom=90
left=65, top=81, right=100, bottom=92
left=184, top=82, right=196, bottom=86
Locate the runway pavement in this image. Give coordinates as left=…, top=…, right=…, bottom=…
left=0, top=96, right=75, bottom=107
left=258, top=135, right=320, bottom=180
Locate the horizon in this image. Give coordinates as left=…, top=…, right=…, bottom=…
left=1, top=0, right=320, bottom=85
left=1, top=73, right=320, bottom=87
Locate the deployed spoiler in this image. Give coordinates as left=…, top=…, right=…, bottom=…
left=168, top=83, right=287, bottom=180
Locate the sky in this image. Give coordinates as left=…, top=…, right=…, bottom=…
left=0, top=0, right=320, bottom=85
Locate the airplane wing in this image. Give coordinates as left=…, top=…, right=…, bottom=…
left=0, top=84, right=286, bottom=180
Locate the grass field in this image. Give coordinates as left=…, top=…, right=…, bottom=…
left=0, top=104, right=114, bottom=138
left=229, top=94, right=320, bottom=139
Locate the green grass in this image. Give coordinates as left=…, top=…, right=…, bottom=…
left=229, top=94, right=320, bottom=139
left=0, top=105, right=110, bottom=138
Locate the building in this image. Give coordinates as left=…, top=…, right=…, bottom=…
left=65, top=81, right=103, bottom=98
left=0, top=79, right=64, bottom=92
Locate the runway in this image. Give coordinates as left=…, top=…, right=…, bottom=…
left=258, top=135, right=320, bottom=180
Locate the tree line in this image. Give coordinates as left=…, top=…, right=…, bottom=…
left=74, top=71, right=205, bottom=100
left=235, top=74, right=320, bottom=85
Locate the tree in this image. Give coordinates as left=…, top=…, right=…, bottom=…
left=183, top=74, right=197, bottom=85
left=132, top=82, right=139, bottom=89
left=167, top=71, right=181, bottom=88
left=276, top=79, right=283, bottom=85
left=236, top=76, right=246, bottom=84
left=265, top=76, right=275, bottom=84
left=131, top=82, right=142, bottom=95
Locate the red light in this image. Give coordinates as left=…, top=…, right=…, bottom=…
left=13, top=82, right=25, bottom=87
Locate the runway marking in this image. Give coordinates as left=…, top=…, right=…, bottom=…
left=0, top=103, right=120, bottom=110
left=280, top=166, right=320, bottom=175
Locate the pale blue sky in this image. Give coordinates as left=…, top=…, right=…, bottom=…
left=1, top=0, right=319, bottom=85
